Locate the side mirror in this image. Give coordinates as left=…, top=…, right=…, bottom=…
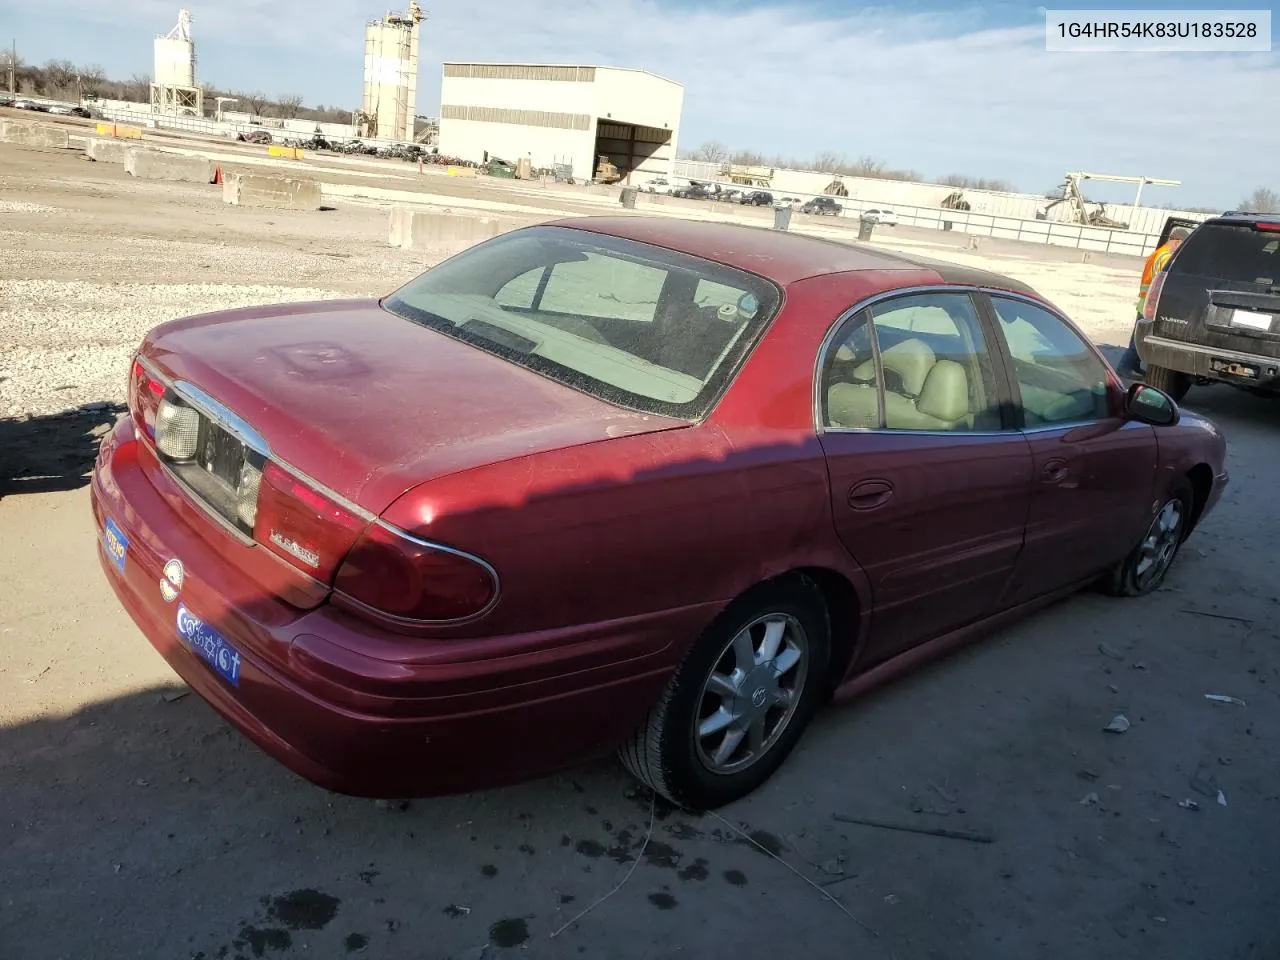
left=1125, top=382, right=1179, bottom=426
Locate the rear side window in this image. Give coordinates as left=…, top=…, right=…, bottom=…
left=1174, top=224, right=1280, bottom=284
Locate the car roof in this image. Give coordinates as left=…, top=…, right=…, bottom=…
left=545, top=216, right=1037, bottom=293
left=1203, top=213, right=1280, bottom=227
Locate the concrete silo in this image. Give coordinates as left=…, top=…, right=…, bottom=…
left=359, top=2, right=425, bottom=141
left=151, top=9, right=203, bottom=117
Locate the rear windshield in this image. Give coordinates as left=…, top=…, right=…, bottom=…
left=1174, top=223, right=1280, bottom=285
left=383, top=226, right=782, bottom=420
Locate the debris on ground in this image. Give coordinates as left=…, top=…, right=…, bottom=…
left=1098, top=642, right=1126, bottom=661
left=1180, top=608, right=1254, bottom=625
left=819, top=856, right=846, bottom=876
left=1205, top=694, right=1247, bottom=706
left=1133, top=662, right=1148, bottom=671
left=1217, top=790, right=1228, bottom=807
left=375, top=799, right=412, bottom=812
left=160, top=688, right=190, bottom=703
left=1177, top=799, right=1201, bottom=811
left=1078, top=769, right=1100, bottom=781
left=832, top=813, right=994, bottom=845
left=1079, top=793, right=1100, bottom=806
left=1103, top=715, right=1131, bottom=734
left=927, top=779, right=958, bottom=804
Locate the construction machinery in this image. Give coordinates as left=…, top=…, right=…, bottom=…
left=594, top=155, right=620, bottom=184
left=941, top=191, right=972, bottom=212
left=1037, top=171, right=1180, bottom=229
left=723, top=164, right=773, bottom=188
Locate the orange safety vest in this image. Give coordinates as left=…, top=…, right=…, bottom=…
left=1137, top=242, right=1175, bottom=314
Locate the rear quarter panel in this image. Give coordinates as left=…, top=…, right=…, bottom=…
left=1154, top=410, right=1227, bottom=509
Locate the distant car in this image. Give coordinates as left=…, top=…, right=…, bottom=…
left=720, top=188, right=742, bottom=203
left=639, top=178, right=673, bottom=195
left=673, top=183, right=713, bottom=200
left=740, top=190, right=773, bottom=206
left=70, top=106, right=92, bottom=119
left=93, top=217, right=1228, bottom=810
left=862, top=208, right=898, bottom=226
left=801, top=197, right=843, bottom=216
left=774, top=197, right=801, bottom=209
left=13, top=99, right=48, bottom=112
left=237, top=129, right=274, bottom=145
left=47, top=104, right=73, bottom=115
left=1137, top=213, right=1280, bottom=402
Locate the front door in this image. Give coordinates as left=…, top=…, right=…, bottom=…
left=817, top=291, right=1033, bottom=667
left=983, top=294, right=1157, bottom=603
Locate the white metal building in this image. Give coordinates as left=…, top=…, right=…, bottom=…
left=437, top=63, right=683, bottom=182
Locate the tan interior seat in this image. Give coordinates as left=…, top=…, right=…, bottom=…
left=827, top=336, right=973, bottom=431
left=853, top=339, right=935, bottom=396
left=883, top=360, right=972, bottom=429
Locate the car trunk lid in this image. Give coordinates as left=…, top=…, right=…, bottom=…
left=139, top=298, right=686, bottom=517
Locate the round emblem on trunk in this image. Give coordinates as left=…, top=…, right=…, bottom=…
left=160, top=558, right=184, bottom=603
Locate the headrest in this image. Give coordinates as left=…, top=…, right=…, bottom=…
left=854, top=338, right=935, bottom=396
left=916, top=360, right=970, bottom=423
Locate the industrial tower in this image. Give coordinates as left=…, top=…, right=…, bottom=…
left=151, top=9, right=204, bottom=117
left=359, top=2, right=425, bottom=141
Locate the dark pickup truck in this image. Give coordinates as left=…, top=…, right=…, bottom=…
left=1137, top=213, right=1280, bottom=401
left=800, top=196, right=842, bottom=216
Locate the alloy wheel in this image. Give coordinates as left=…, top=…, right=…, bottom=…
left=1135, top=498, right=1185, bottom=590
left=693, top=614, right=809, bottom=776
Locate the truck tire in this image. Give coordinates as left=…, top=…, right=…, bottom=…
left=1145, top=365, right=1192, bottom=403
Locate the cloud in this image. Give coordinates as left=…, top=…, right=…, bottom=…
left=8, top=0, right=1278, bottom=205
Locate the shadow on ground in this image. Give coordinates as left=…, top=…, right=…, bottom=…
left=0, top=403, right=124, bottom=499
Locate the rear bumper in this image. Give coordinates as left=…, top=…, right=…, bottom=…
left=91, top=419, right=710, bottom=798
left=1138, top=330, right=1280, bottom=389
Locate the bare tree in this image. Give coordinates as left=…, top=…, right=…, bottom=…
left=938, top=173, right=1014, bottom=192
left=276, top=94, right=304, bottom=119
left=0, top=47, right=19, bottom=94
left=812, top=150, right=845, bottom=173
left=693, top=140, right=729, bottom=163
left=42, top=58, right=76, bottom=93
left=1239, top=186, right=1280, bottom=213
left=127, top=73, right=151, bottom=102
left=246, top=91, right=271, bottom=117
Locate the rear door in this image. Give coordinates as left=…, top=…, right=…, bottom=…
left=1154, top=219, right=1280, bottom=367
left=983, top=294, right=1156, bottom=602
left=817, top=290, right=1033, bottom=667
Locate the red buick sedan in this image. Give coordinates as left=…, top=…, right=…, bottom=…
left=92, top=217, right=1228, bottom=809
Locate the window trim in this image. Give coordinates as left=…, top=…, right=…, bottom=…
left=813, top=285, right=1018, bottom=437
left=979, top=290, right=1122, bottom=433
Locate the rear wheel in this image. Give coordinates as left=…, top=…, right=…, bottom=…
left=1145, top=365, right=1192, bottom=402
left=1102, top=480, right=1193, bottom=597
left=619, top=578, right=830, bottom=810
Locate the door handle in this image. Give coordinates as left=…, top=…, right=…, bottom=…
left=1042, top=459, right=1069, bottom=483
left=848, top=479, right=893, bottom=510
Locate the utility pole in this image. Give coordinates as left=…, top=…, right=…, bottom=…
left=8, top=40, right=15, bottom=95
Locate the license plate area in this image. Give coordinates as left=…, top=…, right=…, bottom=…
left=160, top=406, right=264, bottom=537
left=1210, top=357, right=1261, bottom=380
left=1230, top=308, right=1275, bottom=332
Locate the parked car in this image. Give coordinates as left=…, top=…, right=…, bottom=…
left=13, top=99, right=48, bottom=112
left=236, top=129, right=274, bottom=145
left=740, top=190, right=773, bottom=206
left=69, top=106, right=92, bottom=119
left=673, top=182, right=713, bottom=200
left=774, top=196, right=801, bottom=209
left=720, top=188, right=742, bottom=203
left=1137, top=213, right=1280, bottom=401
left=93, top=218, right=1228, bottom=810
left=639, top=177, right=673, bottom=194
left=801, top=197, right=843, bottom=216
left=862, top=208, right=898, bottom=226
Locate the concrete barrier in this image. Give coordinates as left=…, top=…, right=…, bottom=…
left=0, top=120, right=70, bottom=150
left=266, top=145, right=304, bottom=160
left=95, top=122, right=143, bottom=140
left=388, top=208, right=507, bottom=251
left=125, top=148, right=215, bottom=183
left=84, top=138, right=131, bottom=163
left=222, top=172, right=322, bottom=210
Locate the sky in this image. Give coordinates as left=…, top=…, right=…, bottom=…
left=1, top=0, right=1276, bottom=207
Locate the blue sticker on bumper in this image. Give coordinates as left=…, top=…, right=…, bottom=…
left=102, top=515, right=128, bottom=574
left=176, top=604, right=242, bottom=687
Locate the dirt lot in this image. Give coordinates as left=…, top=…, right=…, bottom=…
left=2, top=138, right=1278, bottom=960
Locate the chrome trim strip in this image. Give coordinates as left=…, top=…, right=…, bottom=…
left=332, top=519, right=503, bottom=626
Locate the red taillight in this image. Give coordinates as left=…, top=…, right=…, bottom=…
left=252, top=461, right=368, bottom=582
left=1255, top=222, right=1280, bottom=232
left=128, top=358, right=165, bottom=438
left=335, top=523, right=498, bottom=623
left=1143, top=271, right=1167, bottom=322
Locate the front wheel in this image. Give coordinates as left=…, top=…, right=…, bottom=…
left=619, top=578, right=830, bottom=809
left=1102, top=480, right=1193, bottom=597
left=1145, top=365, right=1192, bottom=402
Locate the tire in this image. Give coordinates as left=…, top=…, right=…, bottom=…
left=619, top=577, right=831, bottom=810
left=1145, top=365, right=1192, bottom=403
left=1102, top=479, right=1194, bottom=597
